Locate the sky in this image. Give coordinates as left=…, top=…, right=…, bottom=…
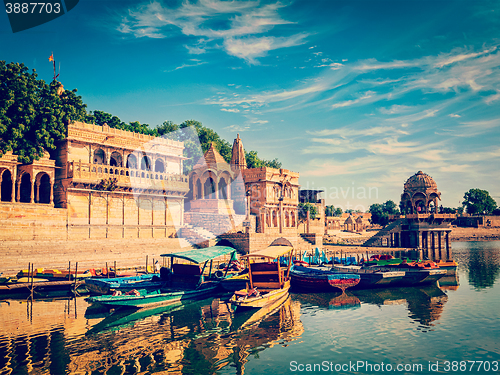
left=1, top=0, right=500, bottom=212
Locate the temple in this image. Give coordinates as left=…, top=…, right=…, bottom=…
left=364, top=171, right=456, bottom=260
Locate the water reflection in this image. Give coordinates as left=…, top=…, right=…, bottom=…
left=0, top=295, right=303, bottom=374
left=453, top=241, right=500, bottom=289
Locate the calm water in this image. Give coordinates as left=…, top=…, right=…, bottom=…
left=1, top=241, right=500, bottom=375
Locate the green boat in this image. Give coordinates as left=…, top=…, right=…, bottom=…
left=86, top=246, right=237, bottom=309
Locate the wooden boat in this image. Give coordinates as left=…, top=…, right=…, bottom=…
left=290, top=265, right=360, bottom=292
left=332, top=264, right=446, bottom=288
left=86, top=246, right=237, bottom=309
left=229, top=245, right=293, bottom=311
left=220, top=273, right=249, bottom=292
left=85, top=273, right=161, bottom=295
left=17, top=268, right=92, bottom=281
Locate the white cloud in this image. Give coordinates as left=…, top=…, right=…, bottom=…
left=221, top=108, right=240, bottom=113
left=117, top=0, right=304, bottom=63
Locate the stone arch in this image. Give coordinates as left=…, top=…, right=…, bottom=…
left=110, top=151, right=122, bottom=167
left=1, top=169, right=13, bottom=202
left=270, top=237, right=294, bottom=247
left=196, top=179, right=203, bottom=200
left=126, top=154, right=138, bottom=169
left=155, top=158, right=165, bottom=173
left=219, top=177, right=228, bottom=199
left=266, top=210, right=271, bottom=227
left=35, top=172, right=51, bottom=204
left=204, top=177, right=216, bottom=199
left=141, top=155, right=152, bottom=171
left=291, top=211, right=296, bottom=227
left=215, top=239, right=237, bottom=249
left=19, top=172, right=32, bottom=203
left=93, top=148, right=106, bottom=165
left=285, top=211, right=290, bottom=227
left=272, top=210, right=278, bottom=227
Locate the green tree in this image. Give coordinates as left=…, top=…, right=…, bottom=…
left=0, top=61, right=87, bottom=163
left=298, top=203, right=318, bottom=221
left=462, top=188, right=498, bottom=215
left=325, top=205, right=343, bottom=217
left=369, top=200, right=399, bottom=226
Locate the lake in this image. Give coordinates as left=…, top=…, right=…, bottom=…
left=1, top=241, right=499, bottom=374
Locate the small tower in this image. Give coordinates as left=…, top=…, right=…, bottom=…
left=230, top=134, right=246, bottom=170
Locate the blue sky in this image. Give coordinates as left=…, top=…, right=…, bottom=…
left=2, top=0, right=500, bottom=211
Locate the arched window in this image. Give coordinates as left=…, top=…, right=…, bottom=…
left=196, top=179, right=202, bottom=199
left=19, top=173, right=31, bottom=203
left=110, top=151, right=122, bottom=167
left=37, top=173, right=51, bottom=204
left=126, top=154, right=137, bottom=169
left=1, top=170, right=12, bottom=202
left=204, top=177, right=216, bottom=199
left=93, top=149, right=106, bottom=165
left=155, top=159, right=165, bottom=173
left=141, top=155, right=152, bottom=171
left=219, top=177, right=228, bottom=199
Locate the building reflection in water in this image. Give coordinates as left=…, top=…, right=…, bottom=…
left=0, top=295, right=304, bottom=374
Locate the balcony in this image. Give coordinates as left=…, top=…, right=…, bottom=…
left=67, top=161, right=189, bottom=192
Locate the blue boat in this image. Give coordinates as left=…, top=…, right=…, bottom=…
left=290, top=265, right=361, bottom=292
left=86, top=246, right=237, bottom=309
left=85, top=273, right=162, bottom=295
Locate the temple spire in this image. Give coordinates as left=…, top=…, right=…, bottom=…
left=231, top=134, right=246, bottom=170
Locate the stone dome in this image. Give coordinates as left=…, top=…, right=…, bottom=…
left=404, top=171, right=437, bottom=191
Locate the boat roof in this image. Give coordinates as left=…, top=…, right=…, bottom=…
left=160, top=246, right=236, bottom=264
left=241, top=245, right=293, bottom=260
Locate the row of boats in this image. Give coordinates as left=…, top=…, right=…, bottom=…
left=82, top=245, right=456, bottom=315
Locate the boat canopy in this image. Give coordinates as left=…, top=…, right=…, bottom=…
left=160, top=246, right=236, bottom=264
left=241, top=245, right=293, bottom=260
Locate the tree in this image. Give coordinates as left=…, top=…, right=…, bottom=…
left=369, top=200, right=400, bottom=226
left=462, top=188, right=497, bottom=215
left=298, top=203, right=318, bottom=221
left=0, top=61, right=88, bottom=163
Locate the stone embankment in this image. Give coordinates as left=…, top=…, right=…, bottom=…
left=450, top=227, right=500, bottom=242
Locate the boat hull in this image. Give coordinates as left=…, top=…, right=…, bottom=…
left=86, top=283, right=218, bottom=308
left=290, top=266, right=360, bottom=292
left=230, top=282, right=290, bottom=311
left=85, top=274, right=161, bottom=295
left=332, top=266, right=446, bottom=288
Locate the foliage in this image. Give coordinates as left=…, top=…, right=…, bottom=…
left=0, top=61, right=88, bottom=163
left=462, top=188, right=497, bottom=215
left=94, top=178, right=118, bottom=191
left=369, top=200, right=400, bottom=226
left=298, top=203, right=318, bottom=221
left=325, top=205, right=343, bottom=217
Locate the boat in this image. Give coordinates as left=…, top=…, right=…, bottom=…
left=86, top=246, right=237, bottom=309
left=220, top=273, right=249, bottom=292
left=229, top=245, right=293, bottom=311
left=332, top=264, right=446, bottom=288
left=85, top=273, right=161, bottom=295
left=289, top=265, right=360, bottom=292
left=16, top=267, right=92, bottom=281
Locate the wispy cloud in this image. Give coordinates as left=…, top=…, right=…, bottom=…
left=117, top=0, right=305, bottom=64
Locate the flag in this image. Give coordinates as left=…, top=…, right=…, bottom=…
left=48, top=54, right=54, bottom=62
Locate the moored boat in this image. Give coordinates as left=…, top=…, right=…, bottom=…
left=332, top=264, right=446, bottom=288
left=229, top=245, right=293, bottom=311
left=85, top=273, right=161, bottom=295
left=86, top=246, right=237, bottom=309
left=290, top=265, right=360, bottom=292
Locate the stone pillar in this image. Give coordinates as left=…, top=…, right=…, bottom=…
left=30, top=176, right=35, bottom=203
left=446, top=231, right=451, bottom=260
left=11, top=171, right=15, bottom=202
left=438, top=231, right=442, bottom=257
left=417, top=231, right=422, bottom=249
left=35, top=180, right=40, bottom=203
left=279, top=199, right=283, bottom=234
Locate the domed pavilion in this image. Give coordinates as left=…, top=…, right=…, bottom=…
left=400, top=171, right=441, bottom=214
